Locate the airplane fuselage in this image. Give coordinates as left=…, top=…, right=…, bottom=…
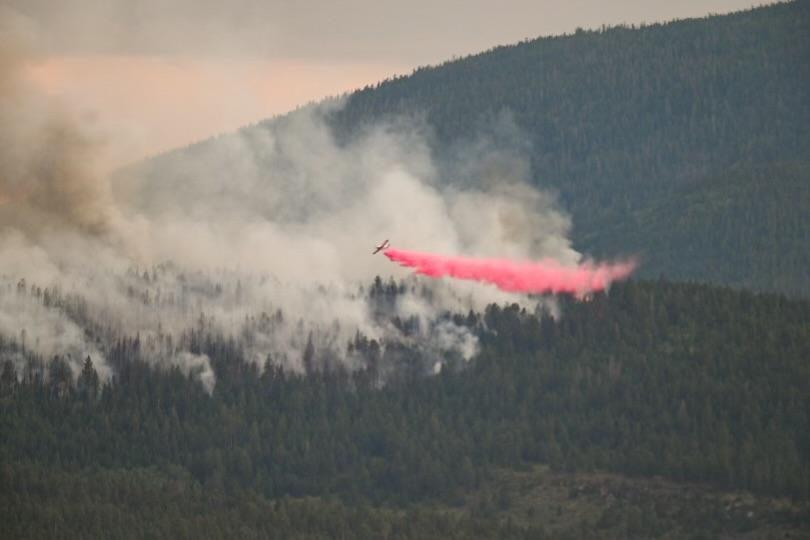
left=373, top=239, right=390, bottom=254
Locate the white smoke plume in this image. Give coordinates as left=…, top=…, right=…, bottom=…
left=0, top=8, right=584, bottom=392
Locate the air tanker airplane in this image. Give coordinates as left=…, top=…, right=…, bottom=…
left=372, top=239, right=390, bottom=254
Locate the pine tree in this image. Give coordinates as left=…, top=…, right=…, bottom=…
left=78, top=356, right=100, bottom=402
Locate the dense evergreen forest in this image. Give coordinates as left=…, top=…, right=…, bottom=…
left=6, top=3, right=810, bottom=538
left=2, top=279, right=809, bottom=537
left=128, top=1, right=809, bottom=296
left=329, top=1, right=810, bottom=295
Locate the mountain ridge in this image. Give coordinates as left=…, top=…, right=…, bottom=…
left=120, top=1, right=810, bottom=295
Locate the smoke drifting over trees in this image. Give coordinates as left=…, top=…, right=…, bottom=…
left=3, top=6, right=810, bottom=538
left=0, top=8, right=603, bottom=392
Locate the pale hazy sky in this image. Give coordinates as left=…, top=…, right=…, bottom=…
left=9, top=0, right=766, bottom=166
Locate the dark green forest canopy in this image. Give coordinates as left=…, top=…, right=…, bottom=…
left=325, top=1, right=810, bottom=294
left=26, top=4, right=809, bottom=535
left=126, top=2, right=809, bottom=295
left=3, top=280, right=809, bottom=519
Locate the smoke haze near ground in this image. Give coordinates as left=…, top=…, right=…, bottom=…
left=0, top=8, right=626, bottom=391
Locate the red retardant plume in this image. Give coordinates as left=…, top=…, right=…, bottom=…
left=383, top=248, right=635, bottom=295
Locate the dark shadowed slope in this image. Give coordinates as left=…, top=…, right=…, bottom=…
left=327, top=1, right=810, bottom=294
left=2, top=279, right=810, bottom=538
left=123, top=2, right=810, bottom=295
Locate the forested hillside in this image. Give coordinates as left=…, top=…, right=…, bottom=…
left=9, top=3, right=810, bottom=538
left=2, top=279, right=809, bottom=537
left=328, top=1, right=810, bottom=294
left=127, top=2, right=810, bottom=295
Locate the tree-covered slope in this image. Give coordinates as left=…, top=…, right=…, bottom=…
left=325, top=1, right=810, bottom=294
left=2, top=279, right=809, bottom=537
left=125, top=3, right=809, bottom=294
left=3, top=280, right=809, bottom=501
left=126, top=3, right=810, bottom=295
left=584, top=160, right=810, bottom=291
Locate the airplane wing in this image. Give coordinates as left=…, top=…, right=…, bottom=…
left=372, top=239, right=389, bottom=254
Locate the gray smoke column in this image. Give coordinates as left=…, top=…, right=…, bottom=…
left=0, top=9, right=119, bottom=381
left=0, top=9, right=625, bottom=391
left=0, top=9, right=116, bottom=239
